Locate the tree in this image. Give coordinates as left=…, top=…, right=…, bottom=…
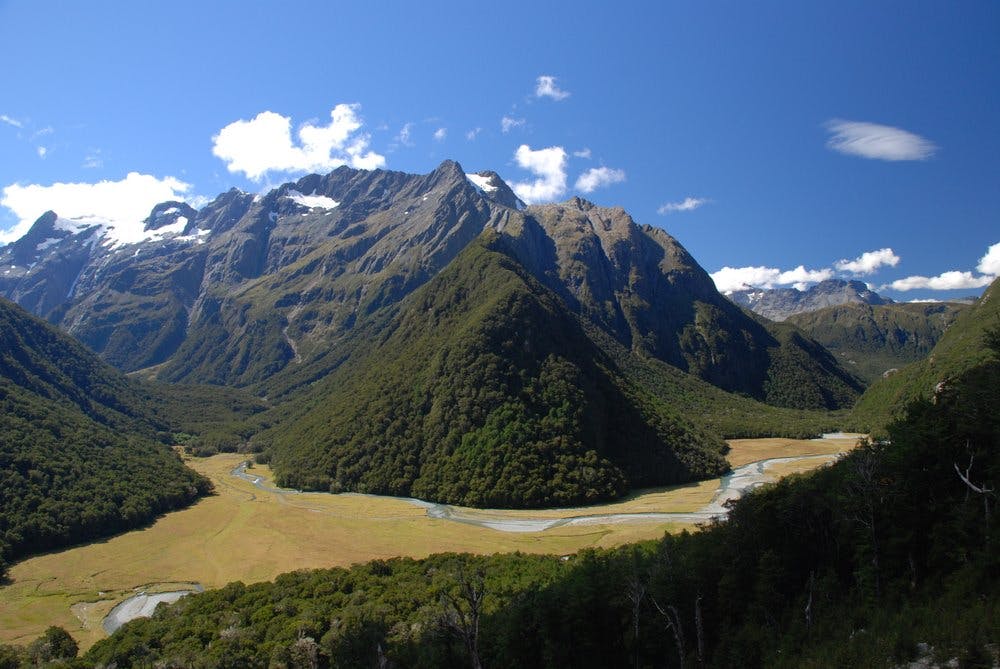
left=438, top=564, right=487, bottom=669
left=26, top=626, right=78, bottom=664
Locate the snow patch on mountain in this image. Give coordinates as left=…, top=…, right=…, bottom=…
left=285, top=190, right=340, bottom=209
left=465, top=172, right=498, bottom=193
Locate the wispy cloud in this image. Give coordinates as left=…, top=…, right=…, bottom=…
left=573, top=148, right=591, bottom=159
left=835, top=247, right=900, bottom=275
left=212, top=104, right=385, bottom=181
left=1, top=173, right=193, bottom=245
left=36, top=146, right=47, bottom=158
left=465, top=127, right=481, bottom=141
left=0, top=114, right=23, bottom=128
left=83, top=150, right=103, bottom=169
left=658, top=197, right=709, bottom=215
left=433, top=127, right=447, bottom=141
left=825, top=119, right=937, bottom=161
left=510, top=144, right=567, bottom=204
left=501, top=116, right=525, bottom=133
left=395, top=122, right=415, bottom=147
left=575, top=166, right=625, bottom=193
left=535, top=75, right=570, bottom=101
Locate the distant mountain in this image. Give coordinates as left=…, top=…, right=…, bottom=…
left=0, top=161, right=865, bottom=506
left=0, top=298, right=209, bottom=571
left=727, top=279, right=891, bottom=321
left=786, top=301, right=969, bottom=384
left=851, top=276, right=999, bottom=431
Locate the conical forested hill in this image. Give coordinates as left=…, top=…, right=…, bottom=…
left=258, top=233, right=728, bottom=508
left=0, top=298, right=210, bottom=573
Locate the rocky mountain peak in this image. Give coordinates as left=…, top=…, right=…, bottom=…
left=727, top=278, right=893, bottom=321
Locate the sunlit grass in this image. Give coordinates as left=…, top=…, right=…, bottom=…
left=0, top=437, right=853, bottom=651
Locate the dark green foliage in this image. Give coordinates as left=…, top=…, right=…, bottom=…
left=0, top=298, right=210, bottom=565
left=27, top=626, right=78, bottom=664
left=260, top=236, right=728, bottom=507
left=143, top=382, right=267, bottom=456
left=853, top=277, right=999, bottom=432
left=787, top=301, right=968, bottom=384
left=761, top=323, right=865, bottom=409
left=81, top=332, right=999, bottom=668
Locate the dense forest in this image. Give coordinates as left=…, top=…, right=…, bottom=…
left=0, top=299, right=211, bottom=576
left=256, top=235, right=729, bottom=508
left=8, top=328, right=989, bottom=668
left=786, top=301, right=968, bottom=384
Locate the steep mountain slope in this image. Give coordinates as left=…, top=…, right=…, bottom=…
left=0, top=298, right=210, bottom=571
left=0, top=162, right=860, bottom=411
left=851, top=276, right=1000, bottom=430
left=495, top=200, right=863, bottom=408
left=259, top=234, right=728, bottom=507
left=786, top=301, right=968, bottom=383
left=728, top=279, right=891, bottom=321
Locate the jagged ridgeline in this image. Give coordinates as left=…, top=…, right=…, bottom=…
left=0, top=298, right=210, bottom=569
left=258, top=234, right=729, bottom=507
left=1, top=161, right=865, bottom=508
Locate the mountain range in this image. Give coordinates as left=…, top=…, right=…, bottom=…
left=0, top=160, right=865, bottom=506
left=726, top=279, right=892, bottom=322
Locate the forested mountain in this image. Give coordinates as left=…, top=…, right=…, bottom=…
left=0, top=162, right=866, bottom=507
left=0, top=161, right=860, bottom=410
left=67, top=326, right=999, bottom=669
left=258, top=233, right=728, bottom=507
left=852, top=277, right=1000, bottom=431
left=786, top=301, right=968, bottom=384
left=0, top=298, right=210, bottom=575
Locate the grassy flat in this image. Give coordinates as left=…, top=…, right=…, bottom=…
left=0, top=436, right=854, bottom=651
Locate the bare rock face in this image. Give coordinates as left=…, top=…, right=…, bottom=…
left=727, top=279, right=892, bottom=321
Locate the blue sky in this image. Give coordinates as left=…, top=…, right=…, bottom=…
left=1, top=1, right=997, bottom=300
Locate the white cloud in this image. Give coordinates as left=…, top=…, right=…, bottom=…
left=535, top=75, right=570, bottom=101
left=211, top=104, right=385, bottom=181
left=710, top=264, right=834, bottom=293
left=501, top=116, right=525, bottom=133
left=510, top=144, right=567, bottom=204
left=825, top=119, right=937, bottom=161
left=395, top=122, right=414, bottom=147
left=36, top=146, right=47, bottom=158
left=1, top=172, right=193, bottom=245
left=433, top=127, right=447, bottom=141
left=977, top=241, right=1000, bottom=276
left=835, top=247, right=900, bottom=275
left=657, top=197, right=709, bottom=214
left=573, top=148, right=592, bottom=159
left=883, top=271, right=994, bottom=292
left=575, top=166, right=625, bottom=193
left=465, top=127, right=481, bottom=141
left=0, top=114, right=22, bottom=128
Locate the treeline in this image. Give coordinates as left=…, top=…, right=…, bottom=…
left=67, top=332, right=999, bottom=668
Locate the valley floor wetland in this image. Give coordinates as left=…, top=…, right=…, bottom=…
left=0, top=434, right=860, bottom=650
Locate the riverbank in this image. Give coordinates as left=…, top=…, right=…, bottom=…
left=0, top=434, right=860, bottom=651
